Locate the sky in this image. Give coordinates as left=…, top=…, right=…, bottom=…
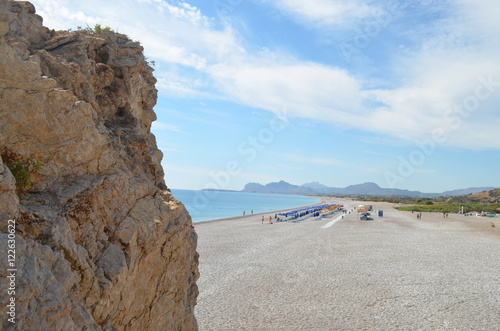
left=30, top=0, right=500, bottom=193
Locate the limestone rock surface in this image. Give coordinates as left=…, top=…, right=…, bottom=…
left=0, top=1, right=198, bottom=330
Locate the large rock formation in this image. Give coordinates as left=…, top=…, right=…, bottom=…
left=0, top=1, right=198, bottom=330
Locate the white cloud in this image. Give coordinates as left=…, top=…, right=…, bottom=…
left=365, top=65, right=500, bottom=148
left=209, top=60, right=364, bottom=121
left=359, top=0, right=500, bottom=149
left=455, top=0, right=500, bottom=36
left=258, top=0, right=379, bottom=28
left=31, top=0, right=100, bottom=29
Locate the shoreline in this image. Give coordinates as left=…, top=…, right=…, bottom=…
left=193, top=196, right=368, bottom=225
left=182, top=192, right=326, bottom=224
left=194, top=197, right=330, bottom=224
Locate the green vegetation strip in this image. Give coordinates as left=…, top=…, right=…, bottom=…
left=395, top=202, right=500, bottom=214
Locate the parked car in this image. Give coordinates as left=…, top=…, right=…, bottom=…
left=360, top=212, right=373, bottom=221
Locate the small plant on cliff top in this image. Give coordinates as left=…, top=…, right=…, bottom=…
left=93, top=24, right=114, bottom=34
left=2, top=150, right=43, bottom=191
left=144, top=56, right=156, bottom=67
left=76, top=24, right=115, bottom=35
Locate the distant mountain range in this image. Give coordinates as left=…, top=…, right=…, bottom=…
left=241, top=180, right=496, bottom=198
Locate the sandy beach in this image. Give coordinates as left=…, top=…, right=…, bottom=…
left=194, top=197, right=500, bottom=330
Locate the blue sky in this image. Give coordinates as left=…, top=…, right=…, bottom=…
left=31, top=0, right=500, bottom=193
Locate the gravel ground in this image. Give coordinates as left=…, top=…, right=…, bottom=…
left=194, top=199, right=500, bottom=331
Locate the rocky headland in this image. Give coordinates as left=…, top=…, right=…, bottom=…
left=0, top=1, right=198, bottom=330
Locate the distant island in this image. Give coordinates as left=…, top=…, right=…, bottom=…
left=201, top=188, right=239, bottom=192
left=241, top=180, right=496, bottom=198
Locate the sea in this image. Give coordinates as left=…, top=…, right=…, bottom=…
left=171, top=189, right=320, bottom=223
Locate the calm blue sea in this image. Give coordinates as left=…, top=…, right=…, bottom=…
left=171, top=189, right=320, bottom=223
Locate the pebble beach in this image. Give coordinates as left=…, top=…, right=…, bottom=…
left=194, top=198, right=500, bottom=330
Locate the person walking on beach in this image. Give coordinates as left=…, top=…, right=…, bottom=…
left=269, top=216, right=273, bottom=224
left=262, top=215, right=264, bottom=224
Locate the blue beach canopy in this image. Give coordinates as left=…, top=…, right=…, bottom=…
left=276, top=204, right=337, bottom=217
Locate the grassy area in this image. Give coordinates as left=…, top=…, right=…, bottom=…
left=395, top=202, right=500, bottom=214
left=351, top=195, right=500, bottom=214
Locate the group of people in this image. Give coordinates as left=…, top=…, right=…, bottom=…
left=242, top=210, right=278, bottom=224
left=414, top=211, right=450, bottom=219
left=261, top=215, right=277, bottom=224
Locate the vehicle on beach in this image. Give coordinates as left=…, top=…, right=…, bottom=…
left=360, top=212, right=373, bottom=221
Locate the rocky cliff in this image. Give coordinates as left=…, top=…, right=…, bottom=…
left=0, top=1, right=198, bottom=330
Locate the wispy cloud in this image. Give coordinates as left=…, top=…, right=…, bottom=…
left=414, top=169, right=437, bottom=174
left=151, top=121, right=184, bottom=133
left=362, top=150, right=396, bottom=158
left=267, top=164, right=303, bottom=171
left=284, top=154, right=345, bottom=166
left=361, top=0, right=500, bottom=149
left=165, top=164, right=211, bottom=176
left=158, top=147, right=181, bottom=153
left=164, top=164, right=283, bottom=189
